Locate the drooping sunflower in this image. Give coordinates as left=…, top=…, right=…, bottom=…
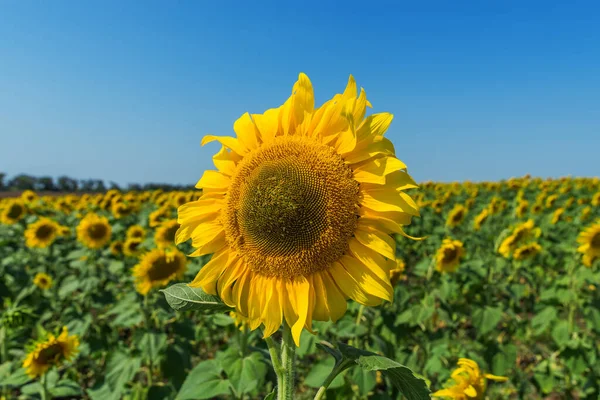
left=132, top=248, right=187, bottom=295
left=22, top=327, right=79, bottom=379
left=24, top=218, right=61, bottom=249
left=126, top=225, right=146, bottom=240
left=33, top=272, right=53, bottom=290
left=432, top=358, right=507, bottom=400
left=551, top=208, right=564, bottom=224
left=473, top=208, right=489, bottom=231
left=435, top=238, right=465, bottom=273
left=577, top=220, right=600, bottom=267
left=446, top=205, right=467, bottom=227
left=76, top=213, right=112, bottom=249
left=123, top=238, right=143, bottom=257
left=498, top=219, right=541, bottom=259
left=178, top=73, right=420, bottom=345
left=513, top=242, right=541, bottom=260
left=109, top=240, right=124, bottom=256
left=154, top=219, right=179, bottom=248
left=0, top=199, right=27, bottom=224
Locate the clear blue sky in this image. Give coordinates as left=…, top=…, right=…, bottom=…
left=1, top=1, right=599, bottom=186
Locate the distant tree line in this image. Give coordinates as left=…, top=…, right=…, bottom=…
left=0, top=173, right=194, bottom=193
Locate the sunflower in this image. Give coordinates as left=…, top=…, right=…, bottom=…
left=432, top=358, right=507, bottom=400
left=389, top=258, right=406, bottom=286
left=132, top=248, right=187, bottom=295
left=545, top=194, right=558, bottom=208
left=551, top=208, right=564, bottom=224
left=126, top=225, right=146, bottom=240
left=0, top=199, right=27, bottom=224
left=531, top=202, right=543, bottom=214
left=22, top=327, right=79, bottom=379
left=178, top=73, right=420, bottom=345
left=446, top=205, right=467, bottom=227
left=111, top=200, right=135, bottom=219
left=515, top=200, right=528, bottom=218
left=123, top=238, right=143, bottom=257
left=435, top=238, right=465, bottom=273
left=577, top=220, right=600, bottom=267
left=498, top=219, right=541, bottom=258
left=581, top=206, right=592, bottom=222
left=24, top=218, right=62, bottom=249
left=171, top=192, right=189, bottom=208
left=33, top=273, right=53, bottom=290
left=230, top=311, right=249, bottom=331
left=473, top=208, right=489, bottom=231
left=513, top=242, right=541, bottom=260
left=149, top=206, right=171, bottom=227
left=154, top=219, right=179, bottom=248
left=592, top=192, right=600, bottom=207
left=76, top=213, right=112, bottom=249
left=110, top=240, right=124, bottom=255
left=21, top=189, right=39, bottom=203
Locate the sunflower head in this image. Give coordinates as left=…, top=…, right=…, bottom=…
left=22, top=327, right=79, bottom=379
left=473, top=208, right=489, bottom=231
left=33, top=273, right=53, bottom=290
left=1, top=199, right=27, bottom=224
left=435, top=238, right=465, bottom=273
left=177, top=73, right=420, bottom=345
left=446, top=205, right=467, bottom=226
left=110, top=240, right=124, bottom=256
left=154, top=219, right=179, bottom=248
left=24, top=218, right=61, bottom=249
left=132, top=248, right=187, bottom=295
left=76, top=213, right=112, bottom=249
left=123, top=238, right=143, bottom=257
left=126, top=225, right=146, bottom=240
left=513, top=242, right=541, bottom=260
left=577, top=220, right=600, bottom=259
left=551, top=208, right=565, bottom=224
left=111, top=200, right=135, bottom=219
left=432, top=358, right=507, bottom=400
left=149, top=206, right=171, bottom=227
left=21, top=190, right=39, bottom=203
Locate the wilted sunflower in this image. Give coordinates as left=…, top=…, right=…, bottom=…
left=76, top=213, right=112, bottom=249
left=132, top=248, right=187, bottom=295
left=126, top=225, right=146, bottom=240
left=22, top=327, right=79, bottom=379
left=513, top=242, right=541, bottom=260
left=446, top=205, right=467, bottom=227
left=123, top=238, right=143, bottom=257
left=432, top=358, right=507, bottom=400
left=473, top=208, right=489, bottom=231
left=110, top=240, right=124, bottom=256
left=24, top=218, right=61, bottom=248
left=435, top=238, right=465, bottom=273
left=1, top=199, right=27, bottom=224
left=154, top=219, right=179, bottom=248
left=33, top=272, right=53, bottom=290
left=178, top=73, right=420, bottom=345
left=577, top=220, right=600, bottom=267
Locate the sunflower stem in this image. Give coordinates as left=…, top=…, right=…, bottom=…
left=264, top=336, right=284, bottom=388
left=279, top=324, right=296, bottom=400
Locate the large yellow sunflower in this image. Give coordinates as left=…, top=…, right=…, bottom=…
left=76, top=213, right=112, bottom=249
left=24, top=218, right=61, bottom=249
left=177, top=73, right=420, bottom=345
left=132, top=248, right=187, bottom=295
left=0, top=199, right=27, bottom=224
left=22, top=327, right=79, bottom=379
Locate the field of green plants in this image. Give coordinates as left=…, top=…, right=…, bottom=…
left=1, top=177, right=599, bottom=399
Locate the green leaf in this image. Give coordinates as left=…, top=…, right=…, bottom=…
left=138, top=332, right=167, bottom=362
left=161, top=283, right=233, bottom=314
left=551, top=320, right=570, bottom=347
left=225, top=352, right=267, bottom=396
left=0, top=367, right=31, bottom=387
left=263, top=389, right=276, bottom=400
left=531, top=307, right=557, bottom=335
left=334, top=343, right=430, bottom=400
left=351, top=366, right=377, bottom=396
left=473, top=306, right=503, bottom=336
left=50, top=380, right=83, bottom=397
left=175, top=360, right=231, bottom=400
left=304, top=357, right=346, bottom=389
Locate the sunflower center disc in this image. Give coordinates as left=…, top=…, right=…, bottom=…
left=38, top=343, right=63, bottom=364
left=442, top=247, right=457, bottom=263
left=591, top=233, right=600, bottom=249
left=36, top=224, right=55, bottom=240
left=88, top=223, right=108, bottom=240
left=147, top=255, right=179, bottom=281
left=224, top=137, right=359, bottom=279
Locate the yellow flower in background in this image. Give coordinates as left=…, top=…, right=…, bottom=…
left=33, top=273, right=53, bottom=290
left=446, top=204, right=467, bottom=227
left=389, top=259, right=406, bottom=286
left=76, top=213, right=112, bottom=249
left=230, top=311, right=249, bottom=331
left=132, top=248, right=187, bottom=295
left=545, top=194, right=558, bottom=208
left=21, top=190, right=39, bottom=203
left=24, top=218, right=61, bottom=248
left=178, top=73, right=420, bottom=346
left=123, top=237, right=143, bottom=257
left=515, top=200, right=528, bottom=218
left=435, top=238, right=465, bottom=273
left=577, top=220, right=600, bottom=267
left=154, top=219, right=179, bottom=248
left=551, top=208, right=564, bottom=224
left=531, top=202, right=543, bottom=214
left=591, top=192, right=600, bottom=206
left=110, top=240, right=124, bottom=256
left=432, top=358, right=507, bottom=400
left=0, top=199, right=27, bottom=224
left=513, top=242, right=541, bottom=260
left=581, top=206, right=591, bottom=222
left=149, top=206, right=171, bottom=227
left=111, top=200, right=135, bottom=219
left=126, top=225, right=146, bottom=240
left=473, top=208, right=489, bottom=231
left=498, top=219, right=541, bottom=259
left=22, top=327, right=79, bottom=379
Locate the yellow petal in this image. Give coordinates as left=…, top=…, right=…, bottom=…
left=354, top=226, right=396, bottom=260
left=361, top=189, right=419, bottom=215
left=340, top=255, right=393, bottom=301
left=188, top=231, right=227, bottom=257
left=212, top=146, right=241, bottom=176
left=356, top=113, right=393, bottom=141
left=188, top=249, right=230, bottom=294
left=262, top=277, right=283, bottom=338
left=291, top=278, right=310, bottom=346
left=464, top=385, right=477, bottom=397
left=195, top=170, right=231, bottom=190
left=233, top=112, right=260, bottom=151
left=353, top=156, right=407, bottom=185
left=329, top=261, right=383, bottom=306
left=252, top=108, right=280, bottom=144
left=484, top=373, right=509, bottom=382
left=321, top=271, right=347, bottom=322
left=202, top=134, right=248, bottom=156
left=343, top=136, right=396, bottom=164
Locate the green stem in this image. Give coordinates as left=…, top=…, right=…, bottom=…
left=313, top=359, right=354, bottom=400
left=279, top=324, right=296, bottom=400
left=40, top=372, right=50, bottom=400
left=264, top=335, right=284, bottom=391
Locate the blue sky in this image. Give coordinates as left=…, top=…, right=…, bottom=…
left=1, top=1, right=598, bottom=186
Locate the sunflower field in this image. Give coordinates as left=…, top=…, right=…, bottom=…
left=0, top=177, right=599, bottom=400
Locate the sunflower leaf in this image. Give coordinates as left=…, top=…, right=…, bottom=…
left=161, top=283, right=233, bottom=314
